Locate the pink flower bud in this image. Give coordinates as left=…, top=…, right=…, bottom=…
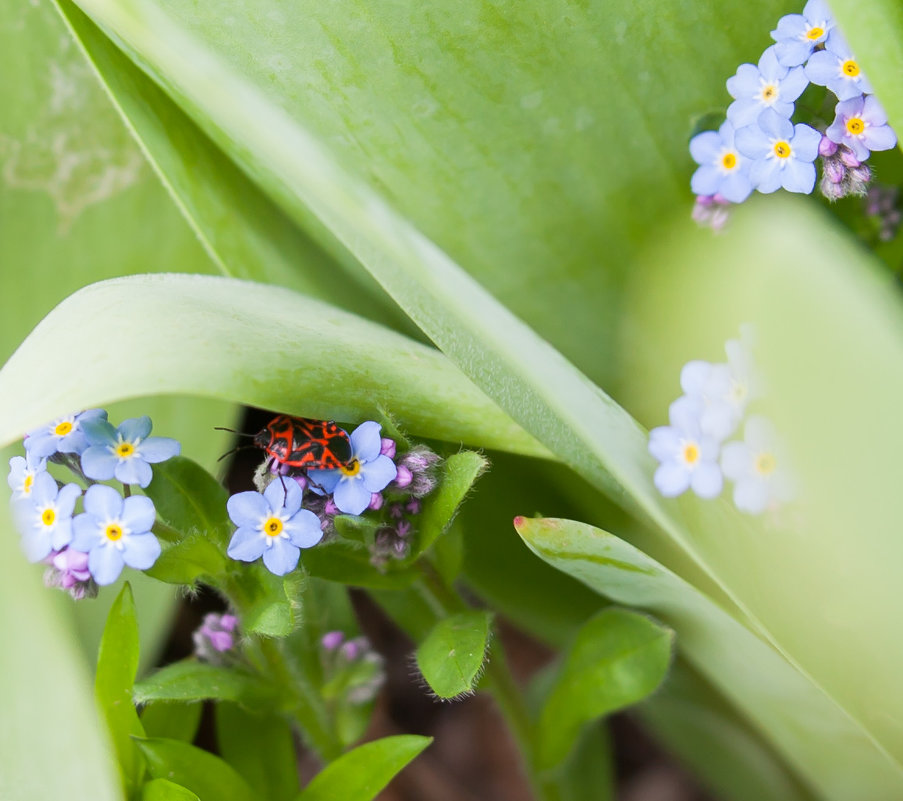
left=380, top=438, right=396, bottom=459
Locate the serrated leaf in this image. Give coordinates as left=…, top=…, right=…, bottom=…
left=134, top=661, right=275, bottom=707
left=216, top=704, right=299, bottom=801
left=0, top=275, right=545, bottom=461
left=140, top=702, right=203, bottom=744
left=516, top=516, right=903, bottom=800
left=141, top=779, right=200, bottom=801
left=297, top=735, right=431, bottom=801
left=536, top=608, right=672, bottom=771
left=415, top=610, right=492, bottom=699
left=137, top=738, right=258, bottom=801
left=410, top=450, right=488, bottom=559
left=96, top=583, right=145, bottom=794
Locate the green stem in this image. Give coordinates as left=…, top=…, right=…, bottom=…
left=413, top=562, right=554, bottom=801
left=255, top=636, right=342, bottom=762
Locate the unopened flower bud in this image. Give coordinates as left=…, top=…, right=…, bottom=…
left=838, top=146, right=861, bottom=168
left=321, top=630, right=345, bottom=651
left=193, top=613, right=239, bottom=663
left=818, top=135, right=838, bottom=158
left=393, top=465, right=413, bottom=489
left=380, top=438, right=396, bottom=459
left=369, top=492, right=383, bottom=511
left=44, top=548, right=97, bottom=600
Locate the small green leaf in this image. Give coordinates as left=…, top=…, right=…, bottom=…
left=297, top=735, right=431, bottom=801
left=332, top=515, right=381, bottom=545
left=145, top=534, right=227, bottom=585
left=302, top=540, right=416, bottom=590
left=225, top=563, right=297, bottom=637
left=216, top=703, right=299, bottom=801
left=134, top=661, right=275, bottom=707
left=535, top=607, right=673, bottom=771
left=141, top=778, right=201, bottom=801
left=96, top=582, right=146, bottom=794
left=409, top=450, right=488, bottom=559
left=137, top=737, right=258, bottom=801
left=140, top=702, right=203, bottom=744
left=145, top=457, right=231, bottom=549
left=415, top=610, right=493, bottom=699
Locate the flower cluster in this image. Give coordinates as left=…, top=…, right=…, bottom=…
left=690, top=0, right=897, bottom=228
left=193, top=612, right=240, bottom=664
left=7, top=410, right=180, bottom=593
left=320, top=630, right=386, bottom=705
left=226, top=419, right=441, bottom=576
left=648, top=328, right=794, bottom=515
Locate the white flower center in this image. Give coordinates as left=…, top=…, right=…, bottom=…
left=757, top=81, right=779, bottom=106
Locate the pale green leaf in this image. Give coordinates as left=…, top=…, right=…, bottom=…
left=142, top=779, right=201, bottom=801
left=297, top=735, right=431, bottom=801
left=415, top=611, right=493, bottom=699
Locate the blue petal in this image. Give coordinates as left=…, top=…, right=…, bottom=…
left=227, top=490, right=269, bottom=528
left=116, top=458, right=153, bottom=488
left=83, top=484, right=124, bottom=520
left=774, top=39, right=813, bottom=67
left=30, top=472, right=59, bottom=506
left=690, top=165, right=721, bottom=196
left=791, top=124, right=822, bottom=161
left=691, top=463, right=724, bottom=499
left=81, top=418, right=116, bottom=446
left=720, top=171, right=753, bottom=204
left=333, top=477, right=370, bottom=515
left=864, top=125, right=897, bottom=154
left=77, top=409, right=108, bottom=425
left=262, top=539, right=301, bottom=575
left=306, top=468, right=341, bottom=494
left=804, top=51, right=837, bottom=88
left=758, top=108, right=792, bottom=140
left=361, top=455, right=397, bottom=493
left=50, top=518, right=73, bottom=551
left=654, top=463, right=691, bottom=497
left=757, top=47, right=787, bottom=81
left=119, top=416, right=152, bottom=441
left=122, top=533, right=161, bottom=570
left=22, top=530, right=53, bottom=562
left=81, top=446, right=118, bottom=481
left=89, top=544, right=126, bottom=586
left=689, top=130, right=722, bottom=165
left=286, top=509, right=324, bottom=549
left=71, top=513, right=102, bottom=551
left=750, top=159, right=783, bottom=194
left=649, top=427, right=680, bottom=462
left=781, top=66, right=809, bottom=102
left=350, top=421, right=382, bottom=462
left=7, top=456, right=25, bottom=490
left=735, top=125, right=771, bottom=160
left=227, top=526, right=266, bottom=561
left=726, top=99, right=763, bottom=129
left=25, top=430, right=60, bottom=458
left=264, top=477, right=303, bottom=515
left=121, top=495, right=156, bottom=534
left=725, top=63, right=760, bottom=100
left=781, top=160, right=815, bottom=194
left=55, top=483, right=82, bottom=518
left=139, top=437, right=181, bottom=463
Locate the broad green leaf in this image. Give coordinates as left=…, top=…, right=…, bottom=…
left=137, top=737, right=259, bottom=801
left=415, top=610, right=493, bottom=699
left=52, top=0, right=409, bottom=333
left=140, top=702, right=203, bottom=744
left=640, top=661, right=817, bottom=801
left=409, top=450, right=488, bottom=559
left=0, top=510, right=122, bottom=801
left=134, top=661, right=276, bottom=707
left=145, top=534, right=228, bottom=585
left=535, top=608, right=672, bottom=771
left=144, top=457, right=231, bottom=548
left=297, top=735, right=431, bottom=801
left=517, top=516, right=903, bottom=800
left=216, top=704, right=300, bottom=801
left=0, top=274, right=546, bottom=460
left=142, top=779, right=200, bottom=801
left=96, top=583, right=146, bottom=794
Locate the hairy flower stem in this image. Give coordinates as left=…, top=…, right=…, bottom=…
left=412, top=562, right=555, bottom=801
left=253, top=636, right=342, bottom=761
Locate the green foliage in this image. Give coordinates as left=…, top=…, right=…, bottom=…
left=416, top=610, right=493, bottom=699
left=134, top=661, right=275, bottom=707
left=296, top=735, right=432, bottom=801
left=137, top=738, right=259, bottom=801
left=216, top=704, right=300, bottom=801
left=95, top=583, right=146, bottom=795
left=141, top=779, right=201, bottom=801
left=535, top=608, right=673, bottom=771
left=140, top=703, right=203, bottom=744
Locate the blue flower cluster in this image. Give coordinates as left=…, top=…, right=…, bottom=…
left=8, top=410, right=180, bottom=592
left=690, top=0, right=897, bottom=228
left=225, top=420, right=440, bottom=576
left=648, top=328, right=795, bottom=515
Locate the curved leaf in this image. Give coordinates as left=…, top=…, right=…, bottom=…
left=0, top=274, right=546, bottom=459
left=415, top=610, right=493, bottom=699
left=141, top=779, right=200, bottom=801
left=297, top=735, right=431, bottom=801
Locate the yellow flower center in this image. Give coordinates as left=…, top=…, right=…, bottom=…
left=105, top=523, right=123, bottom=541
left=41, top=508, right=56, bottom=527
left=53, top=421, right=73, bottom=437
left=773, top=140, right=792, bottom=159
left=760, top=84, right=777, bottom=102
left=115, top=441, right=136, bottom=458
left=755, top=452, right=776, bottom=476
left=682, top=443, right=700, bottom=466
left=263, top=517, right=284, bottom=538
left=721, top=152, right=737, bottom=170
left=340, top=458, right=362, bottom=477
left=23, top=474, right=34, bottom=494
left=842, top=59, right=860, bottom=77
left=805, top=25, right=824, bottom=41
left=846, top=117, right=865, bottom=136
